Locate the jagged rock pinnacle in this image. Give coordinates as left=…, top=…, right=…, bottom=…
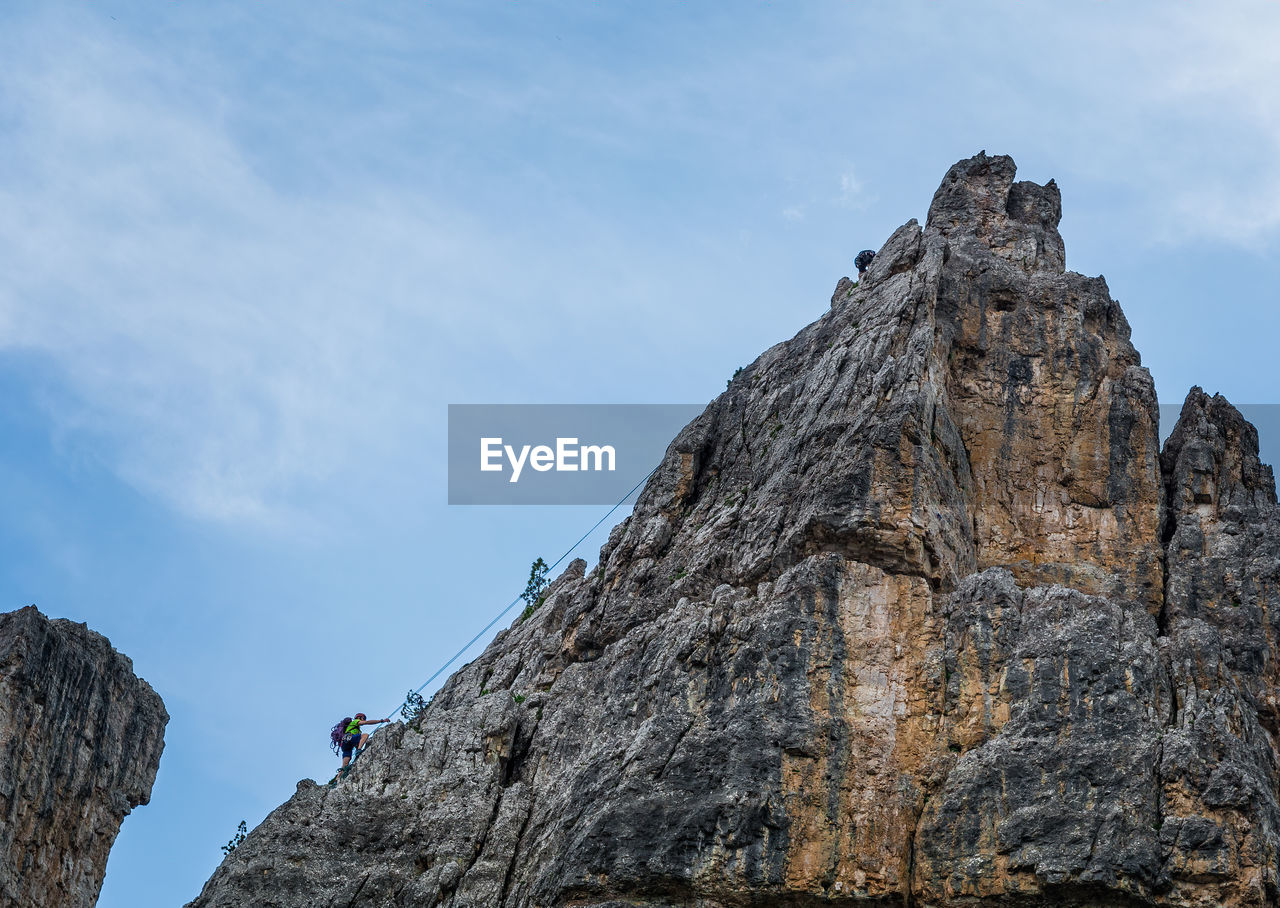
left=926, top=151, right=1066, bottom=273
left=0, top=606, right=167, bottom=908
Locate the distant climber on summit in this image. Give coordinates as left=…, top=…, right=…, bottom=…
left=854, top=249, right=876, bottom=280
left=330, top=713, right=391, bottom=769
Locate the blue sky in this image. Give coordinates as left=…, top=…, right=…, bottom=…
left=1, top=3, right=1278, bottom=905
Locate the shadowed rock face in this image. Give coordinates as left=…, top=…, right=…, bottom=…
left=1157, top=389, right=1280, bottom=904
left=0, top=606, right=167, bottom=908
left=189, top=153, right=1280, bottom=907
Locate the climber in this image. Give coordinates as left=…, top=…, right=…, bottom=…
left=331, top=713, right=391, bottom=769
left=854, top=249, right=875, bottom=279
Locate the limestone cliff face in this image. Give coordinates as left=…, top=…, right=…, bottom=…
left=0, top=606, right=167, bottom=908
left=190, top=153, right=1280, bottom=907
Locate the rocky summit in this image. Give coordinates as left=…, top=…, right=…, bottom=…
left=0, top=606, right=167, bottom=908
left=189, top=153, right=1280, bottom=907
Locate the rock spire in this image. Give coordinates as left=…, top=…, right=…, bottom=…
left=1, top=606, right=167, bottom=908
left=189, top=153, right=1280, bottom=907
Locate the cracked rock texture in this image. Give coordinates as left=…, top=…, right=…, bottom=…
left=0, top=605, right=167, bottom=908
left=190, top=153, right=1280, bottom=906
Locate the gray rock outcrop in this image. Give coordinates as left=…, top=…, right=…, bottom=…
left=189, top=153, right=1280, bottom=906
left=0, top=606, right=167, bottom=908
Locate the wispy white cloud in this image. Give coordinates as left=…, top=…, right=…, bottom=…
left=837, top=169, right=863, bottom=208
left=0, top=8, right=863, bottom=530
left=0, top=20, right=490, bottom=525
left=936, top=1, right=1280, bottom=246
left=1137, top=3, right=1280, bottom=244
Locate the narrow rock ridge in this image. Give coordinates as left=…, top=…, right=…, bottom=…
left=0, top=606, right=167, bottom=908
left=189, top=153, right=1279, bottom=907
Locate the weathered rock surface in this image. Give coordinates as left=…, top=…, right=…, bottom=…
left=1157, top=389, right=1280, bottom=904
left=0, top=605, right=167, bottom=908
left=190, top=153, right=1280, bottom=906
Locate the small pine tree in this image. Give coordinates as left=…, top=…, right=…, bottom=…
left=402, top=689, right=428, bottom=725
left=520, top=557, right=549, bottom=620
left=221, top=820, right=247, bottom=856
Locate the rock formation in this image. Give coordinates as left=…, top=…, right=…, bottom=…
left=189, top=153, right=1280, bottom=906
left=0, top=606, right=167, bottom=908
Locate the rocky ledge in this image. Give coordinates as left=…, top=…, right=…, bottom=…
left=0, top=606, right=167, bottom=908
left=190, top=153, right=1280, bottom=907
